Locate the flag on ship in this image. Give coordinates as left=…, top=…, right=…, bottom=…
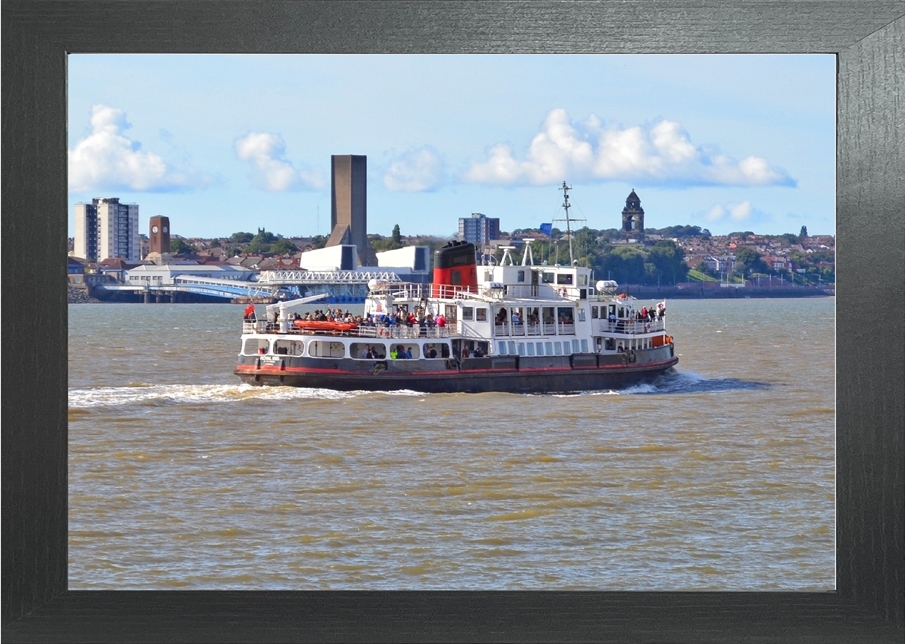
left=539, top=223, right=552, bottom=236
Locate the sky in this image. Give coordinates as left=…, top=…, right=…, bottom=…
left=68, top=54, right=835, bottom=240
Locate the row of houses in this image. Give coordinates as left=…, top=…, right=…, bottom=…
left=681, top=234, right=835, bottom=275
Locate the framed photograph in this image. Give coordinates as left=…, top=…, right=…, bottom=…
left=3, top=1, right=902, bottom=642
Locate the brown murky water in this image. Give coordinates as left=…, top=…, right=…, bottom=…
left=68, top=297, right=835, bottom=590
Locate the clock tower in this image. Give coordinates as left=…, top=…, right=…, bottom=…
left=621, top=190, right=645, bottom=240
left=148, top=216, right=171, bottom=254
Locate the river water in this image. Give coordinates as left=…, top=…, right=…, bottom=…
left=67, top=297, right=835, bottom=590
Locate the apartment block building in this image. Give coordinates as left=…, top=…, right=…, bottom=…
left=74, top=198, right=140, bottom=262
left=458, top=212, right=500, bottom=246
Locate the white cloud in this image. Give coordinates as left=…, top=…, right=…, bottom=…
left=383, top=147, right=445, bottom=192
left=464, top=108, right=795, bottom=188
left=729, top=201, right=753, bottom=221
left=234, top=132, right=325, bottom=191
left=707, top=204, right=728, bottom=222
left=68, top=104, right=211, bottom=192
left=702, top=200, right=778, bottom=233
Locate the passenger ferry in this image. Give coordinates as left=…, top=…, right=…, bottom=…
left=235, top=224, right=678, bottom=394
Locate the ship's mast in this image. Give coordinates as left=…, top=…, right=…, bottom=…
left=553, top=181, right=585, bottom=265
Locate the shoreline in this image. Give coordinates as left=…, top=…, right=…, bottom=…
left=67, top=286, right=833, bottom=304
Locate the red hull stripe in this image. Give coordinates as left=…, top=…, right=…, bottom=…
left=236, top=358, right=676, bottom=377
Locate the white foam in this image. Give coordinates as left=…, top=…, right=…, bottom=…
left=68, top=382, right=369, bottom=409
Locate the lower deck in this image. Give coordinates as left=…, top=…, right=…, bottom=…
left=235, top=341, right=678, bottom=394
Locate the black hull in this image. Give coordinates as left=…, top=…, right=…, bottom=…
left=235, top=354, right=678, bottom=394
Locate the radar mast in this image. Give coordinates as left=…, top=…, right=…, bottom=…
left=553, top=181, right=586, bottom=265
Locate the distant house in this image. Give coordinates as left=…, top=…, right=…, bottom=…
left=227, top=255, right=265, bottom=269
left=68, top=256, right=90, bottom=285
left=123, top=263, right=259, bottom=286
left=97, top=257, right=140, bottom=283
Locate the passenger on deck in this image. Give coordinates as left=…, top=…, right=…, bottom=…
left=426, top=346, right=437, bottom=358
left=461, top=346, right=470, bottom=358
left=404, top=346, right=413, bottom=359
left=511, top=311, right=521, bottom=325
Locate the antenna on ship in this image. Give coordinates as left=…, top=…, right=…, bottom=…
left=553, top=181, right=585, bottom=265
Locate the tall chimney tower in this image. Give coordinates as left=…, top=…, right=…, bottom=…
left=327, top=155, right=376, bottom=266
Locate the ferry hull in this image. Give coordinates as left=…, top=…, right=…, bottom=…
left=235, top=349, right=678, bottom=394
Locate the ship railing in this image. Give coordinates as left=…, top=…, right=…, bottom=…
left=244, top=320, right=450, bottom=339
left=242, top=320, right=268, bottom=334
left=597, top=319, right=665, bottom=334
left=493, top=322, right=575, bottom=337
left=428, top=284, right=484, bottom=301
left=349, top=324, right=450, bottom=340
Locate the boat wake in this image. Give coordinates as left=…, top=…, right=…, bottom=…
left=68, top=383, right=423, bottom=410
left=539, top=370, right=771, bottom=398
left=640, top=370, right=771, bottom=395
left=69, top=372, right=768, bottom=409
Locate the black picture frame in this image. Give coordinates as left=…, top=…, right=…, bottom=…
left=2, top=1, right=903, bottom=641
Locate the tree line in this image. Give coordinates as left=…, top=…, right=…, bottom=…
left=171, top=222, right=832, bottom=287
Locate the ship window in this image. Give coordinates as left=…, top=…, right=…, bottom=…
left=508, top=341, right=516, bottom=354
left=556, top=273, right=573, bottom=285
left=562, top=341, right=571, bottom=355
left=462, top=307, right=474, bottom=320
left=274, top=339, right=304, bottom=356
left=243, top=338, right=268, bottom=355
left=577, top=309, right=586, bottom=322
left=484, top=270, right=493, bottom=282
left=542, top=272, right=555, bottom=283
left=517, top=270, right=525, bottom=282
left=578, top=274, right=588, bottom=286
left=497, top=341, right=507, bottom=355
left=309, top=340, right=345, bottom=358
left=591, top=306, right=599, bottom=319
left=527, top=343, right=535, bottom=356
left=545, top=342, right=553, bottom=355
left=581, top=339, right=589, bottom=353
left=476, top=308, right=487, bottom=322
left=351, top=342, right=384, bottom=359
left=554, top=342, right=562, bottom=355
left=391, top=343, right=419, bottom=359
left=557, top=307, right=574, bottom=323
left=572, top=339, right=580, bottom=353
left=518, top=342, right=526, bottom=356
